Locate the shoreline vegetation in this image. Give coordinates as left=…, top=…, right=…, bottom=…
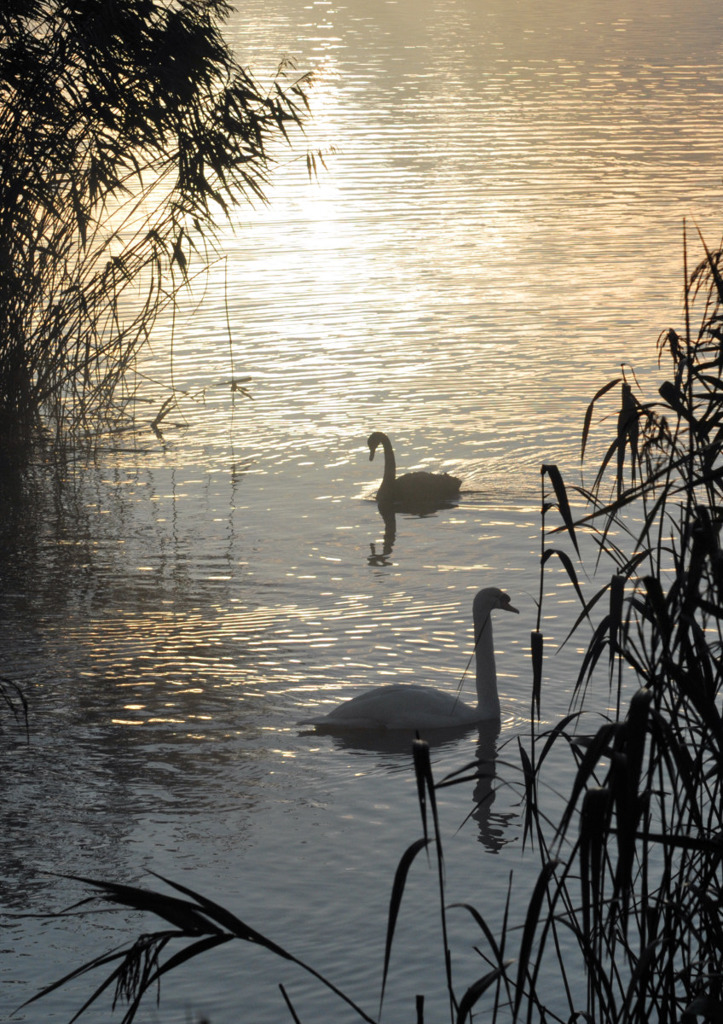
left=0, top=0, right=312, bottom=449
left=15, top=224, right=723, bottom=1020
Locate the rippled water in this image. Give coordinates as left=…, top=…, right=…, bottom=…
left=2, top=1, right=723, bottom=1021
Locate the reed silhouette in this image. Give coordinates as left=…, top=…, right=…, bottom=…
left=0, top=1, right=311, bottom=441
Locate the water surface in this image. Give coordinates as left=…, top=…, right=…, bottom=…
left=2, top=1, right=723, bottom=1020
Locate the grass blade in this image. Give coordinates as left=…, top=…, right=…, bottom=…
left=379, top=837, right=432, bottom=1013
left=581, top=378, right=623, bottom=463
left=456, top=966, right=510, bottom=1024
left=512, top=861, right=560, bottom=1021
left=542, top=464, right=580, bottom=555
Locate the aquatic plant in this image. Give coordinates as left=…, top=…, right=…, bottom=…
left=0, top=0, right=311, bottom=442
left=15, top=226, right=723, bottom=1021
left=0, top=675, right=28, bottom=741
left=18, top=870, right=376, bottom=1024
left=516, top=223, right=723, bottom=1022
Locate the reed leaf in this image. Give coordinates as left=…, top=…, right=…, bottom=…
left=541, top=464, right=580, bottom=556
left=554, top=723, right=619, bottom=842
left=530, top=630, right=543, bottom=720
left=456, top=966, right=510, bottom=1024
left=512, top=860, right=560, bottom=1022
left=279, top=982, right=304, bottom=1024
left=532, top=711, right=585, bottom=773
left=18, top=939, right=165, bottom=1021
left=61, top=874, right=226, bottom=934
left=380, top=837, right=432, bottom=1014
left=557, top=580, right=610, bottom=652
left=581, top=377, right=623, bottom=463
left=448, top=904, right=507, bottom=975
left=696, top=225, right=723, bottom=308
left=26, top=873, right=377, bottom=1024
left=609, top=829, right=723, bottom=854
left=541, top=548, right=587, bottom=608
left=517, top=739, right=538, bottom=852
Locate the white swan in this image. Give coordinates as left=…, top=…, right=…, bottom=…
left=304, top=587, right=518, bottom=731
left=368, top=431, right=461, bottom=509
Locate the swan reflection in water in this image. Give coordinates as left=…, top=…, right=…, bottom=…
left=437, top=720, right=519, bottom=854
left=366, top=503, right=456, bottom=567
left=320, top=721, right=517, bottom=854
left=368, top=506, right=396, bottom=566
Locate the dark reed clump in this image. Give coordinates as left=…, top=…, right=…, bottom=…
left=515, top=224, right=723, bottom=1022
left=0, top=0, right=310, bottom=444
left=14, top=227, right=723, bottom=1022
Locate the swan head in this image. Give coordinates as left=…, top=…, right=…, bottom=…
left=367, top=431, right=386, bottom=461
left=474, top=587, right=519, bottom=618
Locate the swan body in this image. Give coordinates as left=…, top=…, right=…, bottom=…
left=304, top=587, right=518, bottom=731
left=368, top=431, right=461, bottom=509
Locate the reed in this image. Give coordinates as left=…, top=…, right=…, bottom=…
left=0, top=0, right=311, bottom=444
left=0, top=675, right=28, bottom=741
left=514, top=222, right=723, bottom=1022
left=16, top=227, right=723, bottom=1021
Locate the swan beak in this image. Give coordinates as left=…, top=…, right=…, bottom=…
left=502, top=595, right=519, bottom=614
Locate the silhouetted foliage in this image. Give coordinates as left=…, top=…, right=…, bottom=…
left=0, top=0, right=310, bottom=439
left=526, top=224, right=723, bottom=1022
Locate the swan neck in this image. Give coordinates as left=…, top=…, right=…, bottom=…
left=474, top=611, right=500, bottom=717
left=380, top=435, right=396, bottom=486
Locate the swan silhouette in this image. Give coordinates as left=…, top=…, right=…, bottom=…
left=368, top=431, right=461, bottom=509
left=303, top=587, right=518, bottom=731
